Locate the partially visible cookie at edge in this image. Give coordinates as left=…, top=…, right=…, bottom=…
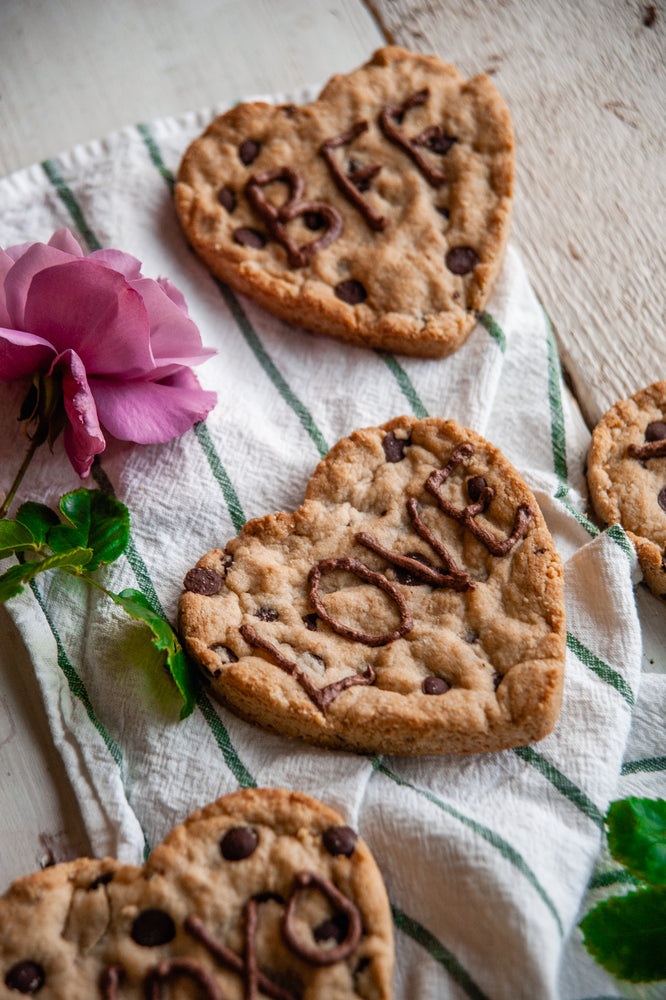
left=0, top=788, right=394, bottom=1000
left=587, top=379, right=666, bottom=601
left=179, top=416, right=565, bottom=755
left=175, top=46, right=514, bottom=358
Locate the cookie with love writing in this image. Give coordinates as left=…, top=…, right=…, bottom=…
left=179, top=417, right=565, bottom=754
left=175, top=47, right=514, bottom=358
left=0, top=788, right=393, bottom=999
left=587, top=379, right=666, bottom=601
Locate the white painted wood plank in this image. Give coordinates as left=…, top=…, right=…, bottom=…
left=0, top=0, right=382, bottom=176
left=369, top=0, right=666, bottom=426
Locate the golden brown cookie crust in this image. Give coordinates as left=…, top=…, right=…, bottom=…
left=175, top=46, right=514, bottom=358
left=0, top=788, right=394, bottom=999
left=179, top=417, right=565, bottom=754
left=587, top=379, right=666, bottom=601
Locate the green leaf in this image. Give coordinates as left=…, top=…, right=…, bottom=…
left=607, top=798, right=666, bottom=885
left=48, top=489, right=91, bottom=552
left=15, top=502, right=60, bottom=547
left=108, top=588, right=196, bottom=718
left=86, top=490, right=130, bottom=569
left=0, top=548, right=93, bottom=602
left=580, top=887, right=666, bottom=982
left=47, top=489, right=129, bottom=570
left=0, top=520, right=39, bottom=559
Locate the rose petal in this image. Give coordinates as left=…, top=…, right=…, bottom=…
left=3, top=243, right=81, bottom=329
left=47, top=229, right=85, bottom=257
left=90, top=369, right=216, bottom=444
left=88, top=248, right=143, bottom=280
left=126, top=277, right=215, bottom=368
left=156, top=276, right=189, bottom=315
left=0, top=327, right=56, bottom=379
left=0, top=250, right=15, bottom=326
left=24, top=259, right=156, bottom=377
left=51, top=349, right=106, bottom=477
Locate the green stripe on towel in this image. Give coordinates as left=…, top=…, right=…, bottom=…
left=391, top=905, right=492, bottom=1000
left=566, top=631, right=635, bottom=707
left=377, top=352, right=429, bottom=418
left=477, top=310, right=507, bottom=353
left=513, top=746, right=605, bottom=828
left=375, top=760, right=564, bottom=935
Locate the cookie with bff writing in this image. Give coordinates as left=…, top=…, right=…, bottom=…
left=0, top=788, right=393, bottom=999
left=587, top=379, right=666, bottom=601
left=179, top=417, right=566, bottom=754
left=175, top=46, right=514, bottom=358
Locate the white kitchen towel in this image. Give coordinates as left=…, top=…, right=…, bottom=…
left=0, top=98, right=662, bottom=1000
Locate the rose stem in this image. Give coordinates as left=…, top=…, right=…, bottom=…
left=0, top=437, right=41, bottom=519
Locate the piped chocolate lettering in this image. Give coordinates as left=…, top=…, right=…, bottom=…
left=320, top=122, right=387, bottom=231
left=380, top=90, right=451, bottom=187
left=245, top=167, right=343, bottom=267
left=425, top=443, right=533, bottom=555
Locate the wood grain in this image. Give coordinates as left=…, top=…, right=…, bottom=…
left=367, top=0, right=665, bottom=426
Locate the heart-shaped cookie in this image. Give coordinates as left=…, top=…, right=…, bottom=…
left=0, top=788, right=393, bottom=999
left=175, top=47, right=514, bottom=358
left=179, top=418, right=565, bottom=755
left=587, top=379, right=666, bottom=601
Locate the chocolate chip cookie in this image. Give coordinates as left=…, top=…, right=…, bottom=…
left=0, top=788, right=393, bottom=999
left=179, top=417, right=566, bottom=754
left=175, top=46, right=514, bottom=358
left=587, top=379, right=666, bottom=601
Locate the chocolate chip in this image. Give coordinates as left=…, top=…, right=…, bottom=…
left=659, top=487, right=666, bottom=512
left=303, top=211, right=325, bottom=230
left=323, top=825, right=357, bottom=857
left=314, top=912, right=350, bottom=944
left=208, top=644, right=238, bottom=663
left=382, top=430, right=410, bottom=463
left=493, top=673, right=503, bottom=691
left=354, top=957, right=371, bottom=978
left=239, top=139, right=260, bottom=165
left=87, top=871, right=114, bottom=890
left=643, top=4, right=657, bottom=27
left=183, top=567, right=223, bottom=596
left=255, top=607, right=278, bottom=622
left=303, top=612, right=319, bottom=631
left=646, top=421, right=666, bottom=442
left=217, top=186, right=237, bottom=212
left=422, top=676, right=451, bottom=695
left=393, top=552, right=435, bottom=586
left=220, top=826, right=258, bottom=860
left=446, top=246, right=479, bottom=275
left=334, top=279, right=367, bottom=305
left=467, top=476, right=487, bottom=502
left=233, top=227, right=266, bottom=249
left=253, top=890, right=285, bottom=904
left=4, top=962, right=45, bottom=994
left=130, top=909, right=176, bottom=947
left=427, top=134, right=456, bottom=154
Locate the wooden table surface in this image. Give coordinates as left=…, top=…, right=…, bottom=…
left=0, top=0, right=664, bottom=891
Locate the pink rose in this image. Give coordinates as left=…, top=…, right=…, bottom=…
left=0, top=229, right=216, bottom=476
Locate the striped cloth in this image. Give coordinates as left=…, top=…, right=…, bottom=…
left=1, top=99, right=664, bottom=1000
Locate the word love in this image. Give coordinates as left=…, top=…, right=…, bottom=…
left=233, top=89, right=469, bottom=271
left=241, top=441, right=533, bottom=712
